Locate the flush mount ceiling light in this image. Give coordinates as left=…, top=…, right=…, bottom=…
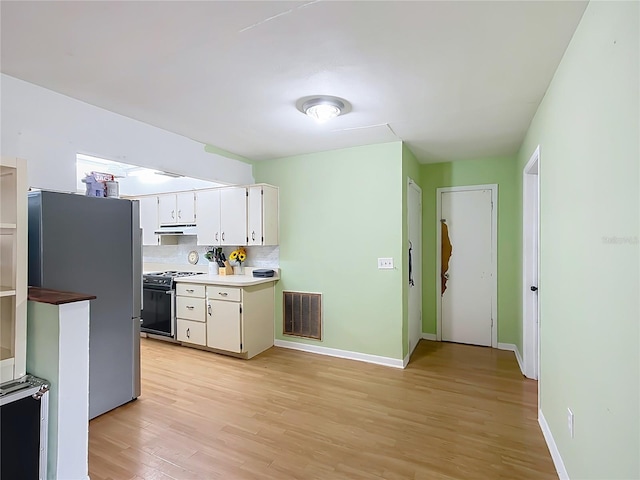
left=296, top=95, right=352, bottom=123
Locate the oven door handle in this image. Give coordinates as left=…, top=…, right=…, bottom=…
left=169, top=290, right=176, bottom=338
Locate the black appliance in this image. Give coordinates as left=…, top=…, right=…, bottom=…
left=141, top=271, right=203, bottom=338
left=253, top=269, right=275, bottom=278
left=0, top=375, right=50, bottom=479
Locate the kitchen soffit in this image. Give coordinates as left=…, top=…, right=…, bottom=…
left=0, top=1, right=587, bottom=163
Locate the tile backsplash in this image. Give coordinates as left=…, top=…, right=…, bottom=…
left=143, top=235, right=279, bottom=269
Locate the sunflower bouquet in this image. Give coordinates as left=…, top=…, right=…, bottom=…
left=228, top=247, right=247, bottom=267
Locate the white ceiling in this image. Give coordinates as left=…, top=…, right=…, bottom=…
left=1, top=1, right=587, bottom=163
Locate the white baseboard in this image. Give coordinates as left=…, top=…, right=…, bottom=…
left=273, top=340, right=405, bottom=369
left=539, top=409, right=569, bottom=479
left=421, top=333, right=437, bottom=341
left=498, top=342, right=524, bottom=375
left=403, top=352, right=410, bottom=368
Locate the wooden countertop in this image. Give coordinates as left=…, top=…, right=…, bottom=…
left=28, top=287, right=97, bottom=305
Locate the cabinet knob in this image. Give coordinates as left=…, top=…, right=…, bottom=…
left=171, top=210, right=175, bottom=219
left=186, top=328, right=190, bottom=338
left=219, top=292, right=228, bottom=296
left=178, top=209, right=182, bottom=219
left=208, top=304, right=212, bottom=316
left=221, top=232, right=225, bottom=242
left=186, top=289, right=194, bottom=293
left=215, top=232, right=219, bottom=242
left=186, top=305, right=194, bottom=310
left=251, top=231, right=256, bottom=241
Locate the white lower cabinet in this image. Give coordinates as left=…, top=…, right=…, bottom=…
left=175, top=284, right=206, bottom=346
left=176, top=296, right=206, bottom=322
left=207, top=298, right=242, bottom=353
left=176, top=319, right=206, bottom=346
left=174, top=280, right=275, bottom=359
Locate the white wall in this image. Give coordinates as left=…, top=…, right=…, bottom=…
left=1, top=74, right=254, bottom=191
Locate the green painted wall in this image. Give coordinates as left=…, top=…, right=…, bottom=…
left=402, top=144, right=421, bottom=357
left=253, top=142, right=405, bottom=360
left=516, top=2, right=639, bottom=478
left=27, top=301, right=60, bottom=478
left=419, top=157, right=519, bottom=345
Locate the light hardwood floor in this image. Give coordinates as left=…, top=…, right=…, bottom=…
left=89, top=339, right=556, bottom=480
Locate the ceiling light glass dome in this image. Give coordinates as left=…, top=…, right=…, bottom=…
left=297, top=96, right=351, bottom=123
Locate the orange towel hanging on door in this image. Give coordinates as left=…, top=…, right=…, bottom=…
left=441, top=222, right=453, bottom=295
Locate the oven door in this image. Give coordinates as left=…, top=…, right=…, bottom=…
left=141, top=285, right=174, bottom=337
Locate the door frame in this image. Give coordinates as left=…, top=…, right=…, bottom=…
left=522, top=146, right=540, bottom=380
left=407, top=177, right=422, bottom=356
left=436, top=184, right=498, bottom=348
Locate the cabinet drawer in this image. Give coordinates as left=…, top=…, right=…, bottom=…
left=176, top=296, right=205, bottom=321
left=206, top=286, right=241, bottom=302
left=176, top=319, right=206, bottom=346
left=176, top=283, right=205, bottom=298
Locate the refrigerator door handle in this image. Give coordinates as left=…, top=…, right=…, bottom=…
left=131, top=200, right=143, bottom=318
left=131, top=200, right=142, bottom=399
left=132, top=317, right=141, bottom=398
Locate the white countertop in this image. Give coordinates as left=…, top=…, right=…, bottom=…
left=174, top=271, right=279, bottom=287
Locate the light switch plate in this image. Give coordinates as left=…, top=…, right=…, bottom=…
left=378, top=258, right=394, bottom=269
left=567, top=408, right=574, bottom=438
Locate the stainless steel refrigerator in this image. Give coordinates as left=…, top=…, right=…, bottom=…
left=28, top=190, right=141, bottom=419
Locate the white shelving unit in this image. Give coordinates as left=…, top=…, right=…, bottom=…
left=0, top=157, right=27, bottom=383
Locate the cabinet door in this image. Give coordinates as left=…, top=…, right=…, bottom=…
left=220, top=187, right=247, bottom=246
left=247, top=186, right=262, bottom=246
left=176, top=192, right=195, bottom=224
left=248, top=185, right=278, bottom=246
left=158, top=194, right=177, bottom=225
left=206, top=300, right=242, bottom=352
left=176, top=319, right=206, bottom=346
left=138, top=196, right=159, bottom=246
left=0, top=157, right=27, bottom=383
left=261, top=185, right=279, bottom=246
left=196, top=190, right=221, bottom=246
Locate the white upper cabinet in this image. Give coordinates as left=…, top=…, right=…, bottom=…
left=137, top=196, right=160, bottom=246
left=158, top=192, right=195, bottom=225
left=196, top=187, right=247, bottom=246
left=220, top=187, right=247, bottom=246
left=158, top=194, right=176, bottom=225
left=196, top=189, right=221, bottom=245
left=176, top=192, right=196, bottom=224
left=248, top=185, right=279, bottom=246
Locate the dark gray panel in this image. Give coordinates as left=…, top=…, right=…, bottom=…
left=34, top=191, right=138, bottom=419
left=27, top=192, right=43, bottom=287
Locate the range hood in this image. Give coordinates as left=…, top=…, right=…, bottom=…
left=154, top=225, right=197, bottom=235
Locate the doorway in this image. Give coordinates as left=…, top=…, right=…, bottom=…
left=436, top=185, right=498, bottom=347
left=522, top=147, right=540, bottom=379
left=408, top=178, right=422, bottom=356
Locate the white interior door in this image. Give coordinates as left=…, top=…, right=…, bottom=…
left=408, top=179, right=422, bottom=356
left=523, top=147, right=540, bottom=379
left=440, top=189, right=493, bottom=346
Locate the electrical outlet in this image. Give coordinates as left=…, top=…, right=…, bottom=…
left=567, top=408, right=574, bottom=438
left=378, top=258, right=394, bottom=269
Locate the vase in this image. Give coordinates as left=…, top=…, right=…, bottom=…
left=208, top=262, right=217, bottom=276
left=236, top=264, right=244, bottom=275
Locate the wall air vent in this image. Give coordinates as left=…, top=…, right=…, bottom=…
left=283, top=291, right=322, bottom=340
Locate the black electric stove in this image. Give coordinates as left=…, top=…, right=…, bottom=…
left=141, top=271, right=203, bottom=337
